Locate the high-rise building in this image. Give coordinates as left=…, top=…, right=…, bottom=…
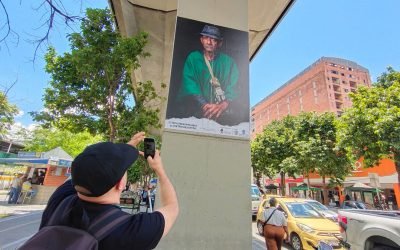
left=251, top=57, right=371, bottom=137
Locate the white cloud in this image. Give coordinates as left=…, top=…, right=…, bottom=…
left=15, top=110, right=24, bottom=118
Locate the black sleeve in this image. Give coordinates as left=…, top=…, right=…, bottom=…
left=39, top=179, right=77, bottom=228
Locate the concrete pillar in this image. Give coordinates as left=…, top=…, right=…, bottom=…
left=158, top=0, right=251, bottom=249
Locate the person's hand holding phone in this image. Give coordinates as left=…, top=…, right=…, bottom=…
left=127, top=132, right=145, bottom=148
left=146, top=150, right=165, bottom=175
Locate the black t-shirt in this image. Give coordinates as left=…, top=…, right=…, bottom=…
left=40, top=180, right=165, bottom=250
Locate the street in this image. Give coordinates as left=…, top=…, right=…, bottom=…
left=0, top=211, right=42, bottom=250
left=0, top=208, right=292, bottom=250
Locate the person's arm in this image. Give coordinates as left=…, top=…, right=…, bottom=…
left=147, top=150, right=179, bottom=238
left=283, top=226, right=289, bottom=241
left=282, top=214, right=289, bottom=241
left=127, top=132, right=179, bottom=237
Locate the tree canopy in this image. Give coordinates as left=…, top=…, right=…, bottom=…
left=31, top=8, right=163, bottom=143
left=30, top=8, right=164, bottom=183
left=337, top=67, right=400, bottom=183
left=0, top=91, right=18, bottom=138
left=251, top=112, right=351, bottom=197
left=24, top=128, right=103, bottom=157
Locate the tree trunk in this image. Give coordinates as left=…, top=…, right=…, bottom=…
left=280, top=172, right=286, bottom=196
left=395, top=152, right=400, bottom=185
left=322, top=176, right=329, bottom=205
left=394, top=152, right=400, bottom=208
left=306, top=174, right=311, bottom=199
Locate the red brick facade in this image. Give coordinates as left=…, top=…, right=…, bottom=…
left=251, top=57, right=371, bottom=137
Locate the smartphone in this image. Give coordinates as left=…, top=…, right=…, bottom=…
left=144, top=137, right=156, bottom=159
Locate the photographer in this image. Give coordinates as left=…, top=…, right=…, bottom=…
left=38, top=132, right=179, bottom=249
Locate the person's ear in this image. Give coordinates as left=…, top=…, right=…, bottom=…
left=115, top=178, right=126, bottom=191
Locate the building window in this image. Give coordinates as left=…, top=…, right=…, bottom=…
left=327, top=77, right=330, bottom=80
left=342, top=80, right=346, bottom=84
left=344, top=89, right=349, bottom=93
left=331, top=70, right=338, bottom=74
left=341, top=73, right=345, bottom=76
left=348, top=67, right=353, bottom=71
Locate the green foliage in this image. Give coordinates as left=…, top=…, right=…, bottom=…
left=28, top=8, right=164, bottom=183
left=30, top=8, right=163, bottom=143
left=0, top=91, right=19, bottom=137
left=251, top=115, right=298, bottom=179
left=24, top=128, right=103, bottom=157
left=337, top=67, right=400, bottom=176
left=295, top=112, right=351, bottom=183
left=251, top=112, right=351, bottom=190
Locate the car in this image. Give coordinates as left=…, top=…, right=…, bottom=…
left=341, top=200, right=374, bottom=209
left=256, top=197, right=344, bottom=250
left=305, top=200, right=338, bottom=222
left=251, top=184, right=262, bottom=218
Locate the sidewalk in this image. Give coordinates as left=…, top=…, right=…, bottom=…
left=0, top=190, right=46, bottom=218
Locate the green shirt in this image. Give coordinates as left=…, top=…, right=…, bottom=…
left=178, top=50, right=239, bottom=103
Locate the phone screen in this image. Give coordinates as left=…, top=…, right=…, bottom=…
left=144, top=138, right=156, bottom=159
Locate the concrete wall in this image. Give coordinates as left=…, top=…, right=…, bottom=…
left=158, top=132, right=251, bottom=249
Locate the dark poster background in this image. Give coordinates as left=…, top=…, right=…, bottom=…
left=166, top=17, right=249, bottom=127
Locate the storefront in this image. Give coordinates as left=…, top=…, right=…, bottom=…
left=0, top=147, right=73, bottom=204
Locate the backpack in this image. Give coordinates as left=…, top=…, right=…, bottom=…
left=18, top=195, right=130, bottom=250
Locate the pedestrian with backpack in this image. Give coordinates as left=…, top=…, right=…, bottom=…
left=19, top=131, right=179, bottom=250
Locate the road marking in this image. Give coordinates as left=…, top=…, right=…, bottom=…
left=0, top=219, right=40, bottom=233
left=0, top=211, right=43, bottom=223
left=1, top=234, right=33, bottom=249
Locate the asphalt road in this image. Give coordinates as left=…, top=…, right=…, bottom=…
left=0, top=211, right=42, bottom=250
left=0, top=210, right=292, bottom=250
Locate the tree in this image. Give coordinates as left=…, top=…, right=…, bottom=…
left=0, top=91, right=18, bottom=138
left=251, top=112, right=351, bottom=200
left=251, top=116, right=299, bottom=195
left=337, top=67, right=400, bottom=185
left=24, top=128, right=103, bottom=157
left=295, top=112, right=351, bottom=203
left=31, top=8, right=163, bottom=142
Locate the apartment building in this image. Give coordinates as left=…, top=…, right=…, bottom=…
left=251, top=57, right=371, bottom=136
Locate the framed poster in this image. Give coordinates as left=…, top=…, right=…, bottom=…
left=165, top=17, right=249, bottom=138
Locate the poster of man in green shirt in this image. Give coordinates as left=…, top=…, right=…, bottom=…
left=165, top=17, right=249, bottom=138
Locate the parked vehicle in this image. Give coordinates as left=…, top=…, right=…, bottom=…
left=256, top=198, right=343, bottom=250
left=341, top=200, right=374, bottom=209
left=338, top=209, right=400, bottom=250
left=305, top=200, right=338, bottom=222
left=251, top=184, right=262, bottom=218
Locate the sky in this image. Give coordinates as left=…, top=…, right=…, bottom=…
left=1, top=1, right=400, bottom=131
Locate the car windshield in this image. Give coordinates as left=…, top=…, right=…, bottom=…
left=285, top=202, right=323, bottom=218
left=307, top=201, right=329, bottom=211
left=251, top=186, right=261, bottom=196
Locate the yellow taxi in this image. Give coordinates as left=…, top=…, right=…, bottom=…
left=256, top=197, right=343, bottom=250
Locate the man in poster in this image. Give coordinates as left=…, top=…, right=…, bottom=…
left=177, top=25, right=239, bottom=126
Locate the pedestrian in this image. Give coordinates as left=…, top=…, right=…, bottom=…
left=177, top=24, right=241, bottom=125
left=345, top=194, right=351, bottom=201
left=8, top=173, right=23, bottom=204
left=22, top=177, right=37, bottom=198
left=262, top=198, right=289, bottom=250
left=334, top=193, right=340, bottom=207
left=37, top=131, right=179, bottom=249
